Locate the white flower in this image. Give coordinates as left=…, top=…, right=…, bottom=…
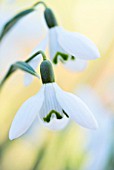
left=24, top=9, right=100, bottom=84
left=27, top=25, right=100, bottom=72
left=24, top=25, right=100, bottom=84
left=9, top=82, right=98, bottom=140
left=77, top=86, right=113, bottom=170
left=48, top=26, right=100, bottom=60
left=0, top=6, right=47, bottom=78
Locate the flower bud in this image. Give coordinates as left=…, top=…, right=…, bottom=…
left=40, top=60, right=55, bottom=84
left=44, top=8, right=58, bottom=28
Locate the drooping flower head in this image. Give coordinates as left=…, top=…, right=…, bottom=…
left=29, top=3, right=100, bottom=72
left=9, top=52, right=98, bottom=140
left=24, top=3, right=100, bottom=85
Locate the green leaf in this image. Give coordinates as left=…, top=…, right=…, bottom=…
left=0, top=8, right=35, bottom=41
left=0, top=50, right=46, bottom=89
left=14, top=61, right=38, bottom=76
left=0, top=51, right=45, bottom=89
left=0, top=61, right=39, bottom=89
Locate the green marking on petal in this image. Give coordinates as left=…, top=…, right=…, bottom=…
left=43, top=110, right=63, bottom=123
left=53, top=52, right=69, bottom=64
left=62, top=110, right=69, bottom=118
left=71, top=56, right=75, bottom=60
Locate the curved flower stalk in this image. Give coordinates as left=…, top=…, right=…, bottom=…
left=23, top=37, right=48, bottom=86
left=76, top=86, right=113, bottom=170
left=9, top=52, right=98, bottom=140
left=0, top=61, right=39, bottom=89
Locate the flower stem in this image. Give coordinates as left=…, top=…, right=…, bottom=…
left=32, top=142, right=47, bottom=170
left=33, top=1, right=47, bottom=8
left=25, top=50, right=47, bottom=62
left=0, top=51, right=47, bottom=90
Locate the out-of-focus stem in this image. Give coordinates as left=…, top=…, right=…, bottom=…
left=32, top=142, right=48, bottom=170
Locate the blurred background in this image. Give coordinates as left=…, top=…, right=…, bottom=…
left=0, top=0, right=114, bottom=170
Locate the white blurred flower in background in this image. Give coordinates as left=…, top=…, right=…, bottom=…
left=76, top=86, right=113, bottom=170
left=0, top=2, right=47, bottom=78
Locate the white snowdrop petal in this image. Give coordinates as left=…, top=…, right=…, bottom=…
left=24, top=35, right=48, bottom=86
left=39, top=83, right=64, bottom=119
left=9, top=86, right=44, bottom=140
left=39, top=115, right=69, bottom=131
left=38, top=83, right=69, bottom=130
left=24, top=74, right=34, bottom=86
left=30, top=35, right=48, bottom=56
left=49, top=27, right=66, bottom=60
left=49, top=27, right=58, bottom=60
left=57, top=27, right=100, bottom=60
left=0, top=9, right=46, bottom=78
left=27, top=55, right=42, bottom=69
left=53, top=83, right=98, bottom=129
left=64, top=58, right=88, bottom=72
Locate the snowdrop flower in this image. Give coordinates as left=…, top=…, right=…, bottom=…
left=27, top=6, right=100, bottom=74
left=9, top=53, right=98, bottom=140
left=24, top=5, right=100, bottom=84
left=77, top=86, right=113, bottom=170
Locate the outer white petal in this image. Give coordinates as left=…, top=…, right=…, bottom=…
left=30, top=35, right=48, bottom=56
left=57, top=26, right=100, bottom=60
left=39, top=115, right=69, bottom=131
left=49, top=27, right=66, bottom=60
left=9, top=86, right=44, bottom=140
left=64, top=58, right=88, bottom=72
left=24, top=36, right=48, bottom=86
left=53, top=83, right=98, bottom=129
left=21, top=118, right=41, bottom=144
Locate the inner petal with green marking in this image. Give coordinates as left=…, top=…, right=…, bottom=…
left=53, top=52, right=69, bottom=64
left=39, top=83, right=69, bottom=123
left=43, top=110, right=63, bottom=122
left=53, top=52, right=76, bottom=65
